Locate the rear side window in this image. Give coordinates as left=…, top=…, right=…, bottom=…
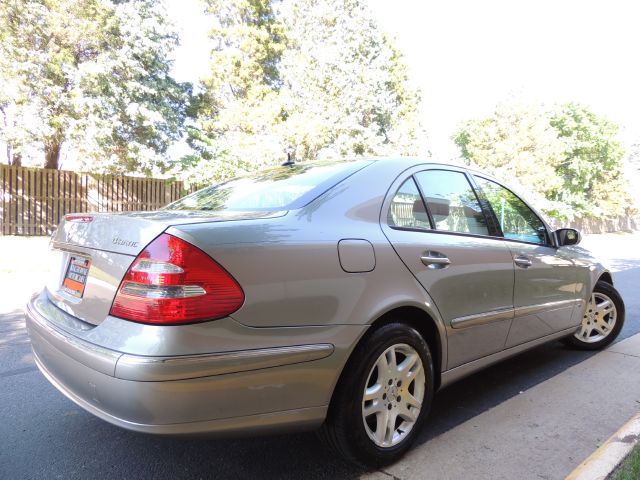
left=388, top=178, right=430, bottom=228
left=474, top=176, right=548, bottom=245
left=414, top=170, right=489, bottom=236
left=167, top=161, right=370, bottom=211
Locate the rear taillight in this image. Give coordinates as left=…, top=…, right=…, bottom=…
left=109, top=233, right=244, bottom=324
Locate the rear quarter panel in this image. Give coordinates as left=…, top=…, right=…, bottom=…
left=168, top=160, right=447, bottom=334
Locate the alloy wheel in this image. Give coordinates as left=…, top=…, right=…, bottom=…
left=362, top=343, right=426, bottom=448
left=575, top=292, right=617, bottom=343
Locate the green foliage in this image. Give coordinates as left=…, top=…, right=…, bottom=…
left=181, top=0, right=286, bottom=181
left=182, top=0, right=424, bottom=181
left=453, top=102, right=633, bottom=220
left=550, top=103, right=630, bottom=217
left=180, top=125, right=253, bottom=187
left=277, top=0, right=423, bottom=161
left=611, top=445, right=640, bottom=480
left=0, top=0, right=191, bottom=173
left=453, top=102, right=566, bottom=215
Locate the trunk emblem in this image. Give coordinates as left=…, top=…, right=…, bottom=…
left=113, top=237, right=139, bottom=248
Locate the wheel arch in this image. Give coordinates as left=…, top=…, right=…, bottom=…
left=329, top=305, right=445, bottom=415
left=370, top=306, right=444, bottom=391
left=599, top=271, right=613, bottom=285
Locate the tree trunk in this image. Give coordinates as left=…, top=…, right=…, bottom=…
left=11, top=152, right=22, bottom=167
left=44, top=140, right=62, bottom=169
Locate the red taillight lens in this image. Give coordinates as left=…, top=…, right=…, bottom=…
left=110, top=233, right=244, bottom=324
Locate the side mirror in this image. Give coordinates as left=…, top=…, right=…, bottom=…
left=555, top=228, right=581, bottom=246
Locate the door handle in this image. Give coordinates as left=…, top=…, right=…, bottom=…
left=420, top=251, right=451, bottom=269
left=514, top=255, right=533, bottom=268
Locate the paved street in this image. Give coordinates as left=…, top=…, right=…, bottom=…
left=1, top=233, right=639, bottom=479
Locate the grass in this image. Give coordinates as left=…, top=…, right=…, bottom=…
left=610, top=445, right=640, bottom=480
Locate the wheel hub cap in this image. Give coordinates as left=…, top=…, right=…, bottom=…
left=362, top=343, right=426, bottom=448
left=575, top=292, right=617, bottom=343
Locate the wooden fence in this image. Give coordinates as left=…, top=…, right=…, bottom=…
left=549, top=215, right=639, bottom=235
left=0, top=165, right=198, bottom=236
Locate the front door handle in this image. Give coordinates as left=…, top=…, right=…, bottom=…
left=514, top=255, right=533, bottom=268
left=420, top=251, right=451, bottom=269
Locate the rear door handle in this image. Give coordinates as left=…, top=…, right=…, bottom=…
left=420, top=251, right=451, bottom=269
left=514, top=255, right=533, bottom=268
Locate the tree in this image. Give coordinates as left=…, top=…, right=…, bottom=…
left=278, top=0, right=423, bottom=161
left=0, top=71, right=30, bottom=166
left=181, top=0, right=286, bottom=182
left=453, top=101, right=633, bottom=219
left=453, top=102, right=566, bottom=215
left=184, top=0, right=424, bottom=181
left=0, top=0, right=190, bottom=172
left=550, top=103, right=631, bottom=217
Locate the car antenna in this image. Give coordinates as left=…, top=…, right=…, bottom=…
left=282, top=147, right=295, bottom=167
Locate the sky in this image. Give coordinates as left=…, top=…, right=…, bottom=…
left=167, top=0, right=640, bottom=161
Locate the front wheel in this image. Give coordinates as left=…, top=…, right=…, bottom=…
left=563, top=280, right=625, bottom=350
left=319, top=323, right=434, bottom=467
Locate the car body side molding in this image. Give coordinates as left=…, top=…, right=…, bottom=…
left=440, top=326, right=579, bottom=388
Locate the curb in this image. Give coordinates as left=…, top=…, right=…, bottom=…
left=566, top=411, right=640, bottom=480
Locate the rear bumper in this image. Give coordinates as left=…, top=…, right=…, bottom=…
left=25, top=293, right=346, bottom=435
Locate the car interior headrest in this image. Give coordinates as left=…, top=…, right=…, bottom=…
left=426, top=198, right=450, bottom=217
left=412, top=199, right=427, bottom=216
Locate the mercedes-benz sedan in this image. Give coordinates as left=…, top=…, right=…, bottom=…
left=25, top=158, right=625, bottom=466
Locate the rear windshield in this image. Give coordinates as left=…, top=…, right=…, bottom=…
left=166, top=160, right=370, bottom=211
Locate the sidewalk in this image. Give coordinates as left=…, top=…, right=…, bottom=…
left=366, top=333, right=640, bottom=480
left=0, top=236, right=50, bottom=314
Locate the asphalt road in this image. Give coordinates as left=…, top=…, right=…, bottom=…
left=1, top=234, right=639, bottom=479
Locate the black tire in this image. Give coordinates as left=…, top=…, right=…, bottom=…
left=562, top=280, right=625, bottom=350
left=319, top=322, right=435, bottom=467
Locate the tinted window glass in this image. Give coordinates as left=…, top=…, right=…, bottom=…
left=167, top=161, right=369, bottom=211
left=414, top=170, right=489, bottom=235
left=474, top=176, right=548, bottom=245
left=388, top=178, right=430, bottom=229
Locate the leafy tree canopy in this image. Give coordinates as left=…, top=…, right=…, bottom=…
left=0, top=0, right=191, bottom=173
left=182, top=0, right=425, bottom=183
left=454, top=101, right=633, bottom=220
left=550, top=103, right=630, bottom=217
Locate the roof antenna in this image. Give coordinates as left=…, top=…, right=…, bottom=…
left=282, top=146, right=296, bottom=166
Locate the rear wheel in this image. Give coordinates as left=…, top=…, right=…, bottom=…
left=563, top=280, right=625, bottom=350
left=320, top=323, right=434, bottom=467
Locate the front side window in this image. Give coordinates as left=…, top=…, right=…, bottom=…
left=474, top=176, right=548, bottom=245
left=387, top=178, right=430, bottom=229
left=414, top=170, right=489, bottom=235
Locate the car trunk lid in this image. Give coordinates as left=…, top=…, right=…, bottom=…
left=46, top=210, right=282, bottom=326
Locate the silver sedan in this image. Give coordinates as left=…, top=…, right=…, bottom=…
left=25, top=158, right=625, bottom=466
